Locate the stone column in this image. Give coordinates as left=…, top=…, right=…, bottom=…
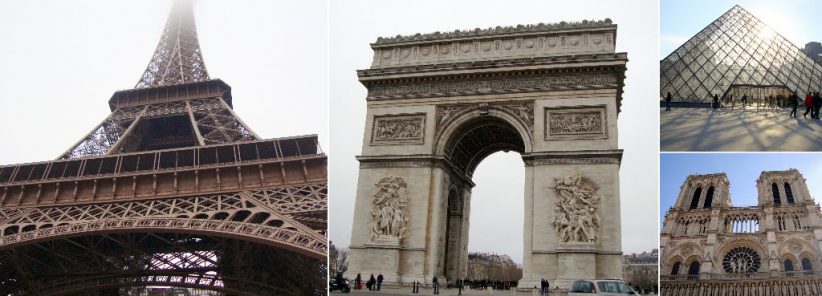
left=458, top=187, right=472, bottom=281
left=424, top=167, right=447, bottom=282
left=520, top=163, right=536, bottom=286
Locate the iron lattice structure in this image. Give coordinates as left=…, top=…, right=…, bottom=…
left=136, top=0, right=210, bottom=89
left=0, top=1, right=327, bottom=295
left=660, top=5, right=822, bottom=103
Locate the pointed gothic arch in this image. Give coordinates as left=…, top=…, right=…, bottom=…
left=772, top=183, right=781, bottom=205
left=690, top=187, right=703, bottom=209
left=704, top=186, right=715, bottom=208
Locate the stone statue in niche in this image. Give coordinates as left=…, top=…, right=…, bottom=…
left=370, top=177, right=409, bottom=240
left=552, top=173, right=600, bottom=243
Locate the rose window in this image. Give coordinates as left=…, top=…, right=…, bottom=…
left=722, top=247, right=761, bottom=273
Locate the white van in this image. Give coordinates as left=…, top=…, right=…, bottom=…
left=568, top=279, right=638, bottom=295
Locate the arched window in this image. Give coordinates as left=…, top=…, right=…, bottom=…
left=785, top=259, right=795, bottom=277
left=772, top=183, right=781, bottom=205
left=784, top=260, right=794, bottom=271
left=802, top=258, right=813, bottom=272
left=785, top=183, right=794, bottom=204
left=688, top=261, right=700, bottom=275
left=690, top=187, right=702, bottom=209
left=704, top=186, right=715, bottom=208
left=671, top=262, right=681, bottom=275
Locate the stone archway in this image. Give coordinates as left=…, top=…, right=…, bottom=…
left=347, top=20, right=627, bottom=289
left=437, top=113, right=528, bottom=284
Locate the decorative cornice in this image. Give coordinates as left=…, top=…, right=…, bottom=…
left=373, top=19, right=614, bottom=46
left=363, top=66, right=624, bottom=102
left=358, top=53, right=628, bottom=78
left=521, top=150, right=623, bottom=166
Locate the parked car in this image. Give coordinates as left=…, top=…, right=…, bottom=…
left=329, top=278, right=351, bottom=293
left=569, top=279, right=637, bottom=295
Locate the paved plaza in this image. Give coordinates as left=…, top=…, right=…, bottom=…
left=334, top=288, right=564, bottom=296
left=333, top=288, right=656, bottom=296
left=660, top=107, right=822, bottom=151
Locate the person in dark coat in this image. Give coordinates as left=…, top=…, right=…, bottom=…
left=376, top=273, right=384, bottom=291
left=813, top=92, right=821, bottom=119
left=804, top=92, right=813, bottom=118
left=789, top=92, right=799, bottom=118
left=355, top=273, right=362, bottom=290
left=540, top=279, right=547, bottom=295
left=665, top=92, right=672, bottom=111
left=741, top=94, right=748, bottom=107
left=712, top=94, right=719, bottom=110
left=367, top=274, right=376, bottom=291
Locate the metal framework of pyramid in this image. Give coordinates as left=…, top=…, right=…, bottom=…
left=660, top=5, right=822, bottom=103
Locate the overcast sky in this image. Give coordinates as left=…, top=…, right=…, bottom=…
left=660, top=0, right=821, bottom=58
left=329, top=0, right=661, bottom=262
left=0, top=0, right=328, bottom=165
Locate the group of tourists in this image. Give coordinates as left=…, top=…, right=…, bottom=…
left=799, top=92, right=822, bottom=119
left=352, top=272, right=384, bottom=291
left=461, top=278, right=518, bottom=290
left=664, top=91, right=822, bottom=118
left=540, top=278, right=551, bottom=295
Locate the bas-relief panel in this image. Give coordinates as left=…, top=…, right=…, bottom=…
left=370, top=114, right=426, bottom=145
left=544, top=106, right=607, bottom=140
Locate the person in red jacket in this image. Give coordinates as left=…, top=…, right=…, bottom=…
left=804, top=92, right=813, bottom=119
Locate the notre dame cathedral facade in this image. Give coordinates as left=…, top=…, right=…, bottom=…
left=661, top=169, right=822, bottom=295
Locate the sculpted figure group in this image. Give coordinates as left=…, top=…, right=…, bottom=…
left=370, top=177, right=409, bottom=240
left=552, top=174, right=601, bottom=243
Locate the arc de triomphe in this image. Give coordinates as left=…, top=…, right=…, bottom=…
left=347, top=19, right=628, bottom=289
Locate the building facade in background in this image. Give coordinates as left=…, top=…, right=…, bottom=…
left=623, top=249, right=658, bottom=292
left=661, top=169, right=822, bottom=295
left=805, top=42, right=822, bottom=65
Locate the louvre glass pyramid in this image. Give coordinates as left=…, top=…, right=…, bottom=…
left=661, top=5, right=822, bottom=103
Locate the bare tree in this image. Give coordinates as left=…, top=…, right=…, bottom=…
left=336, top=247, right=350, bottom=275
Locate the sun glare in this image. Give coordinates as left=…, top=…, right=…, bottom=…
left=757, top=27, right=775, bottom=40
left=749, top=6, right=799, bottom=44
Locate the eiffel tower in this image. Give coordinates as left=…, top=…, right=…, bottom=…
left=0, top=1, right=327, bottom=295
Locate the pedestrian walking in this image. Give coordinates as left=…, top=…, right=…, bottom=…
left=355, top=273, right=362, bottom=290
left=789, top=92, right=799, bottom=118
left=813, top=92, right=821, bottom=119
left=712, top=94, right=719, bottom=111
left=377, top=273, right=383, bottom=291
left=665, top=92, right=672, bottom=111
left=433, top=275, right=439, bottom=294
left=804, top=92, right=813, bottom=119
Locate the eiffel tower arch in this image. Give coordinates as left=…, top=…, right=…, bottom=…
left=0, top=1, right=326, bottom=295
left=347, top=20, right=627, bottom=289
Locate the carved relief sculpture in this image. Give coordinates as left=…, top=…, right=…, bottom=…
left=371, top=114, right=425, bottom=145
left=370, top=177, right=409, bottom=240
left=552, top=173, right=601, bottom=243
left=545, top=107, right=607, bottom=140
left=435, top=102, right=534, bottom=136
